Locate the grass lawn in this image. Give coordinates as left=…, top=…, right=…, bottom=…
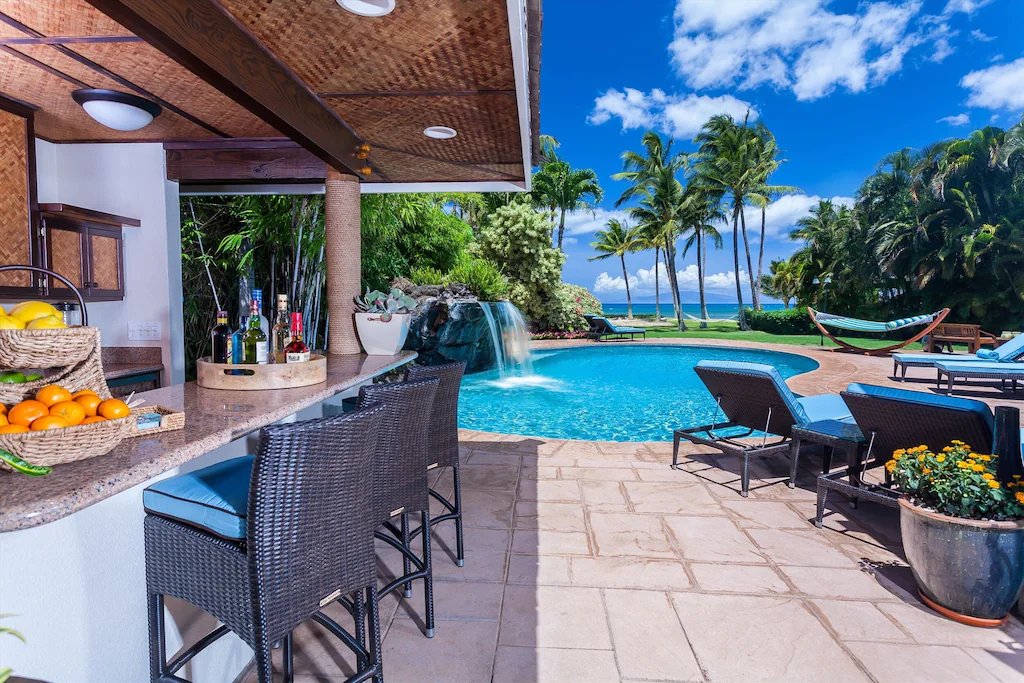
left=640, top=321, right=928, bottom=351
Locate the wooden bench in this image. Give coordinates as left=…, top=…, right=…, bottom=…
left=924, top=323, right=1001, bottom=353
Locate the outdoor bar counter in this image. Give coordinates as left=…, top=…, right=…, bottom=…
left=0, top=351, right=416, bottom=683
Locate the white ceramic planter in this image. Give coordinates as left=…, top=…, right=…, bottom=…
left=354, top=312, right=411, bottom=355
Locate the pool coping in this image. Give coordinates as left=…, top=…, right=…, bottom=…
left=460, top=337, right=963, bottom=445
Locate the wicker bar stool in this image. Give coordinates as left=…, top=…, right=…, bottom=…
left=405, top=361, right=467, bottom=567
left=143, top=406, right=386, bottom=683
left=356, top=377, right=440, bottom=638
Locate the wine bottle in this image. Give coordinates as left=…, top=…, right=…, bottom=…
left=242, top=299, right=268, bottom=364
left=284, top=312, right=311, bottom=363
left=211, top=310, right=231, bottom=363
left=271, top=294, right=291, bottom=363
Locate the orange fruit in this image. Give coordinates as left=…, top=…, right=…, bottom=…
left=0, top=404, right=7, bottom=415
left=49, top=400, right=85, bottom=426
left=73, top=394, right=102, bottom=417
left=9, top=400, right=50, bottom=427
left=81, top=415, right=108, bottom=425
left=72, top=389, right=98, bottom=398
left=0, top=424, right=28, bottom=433
left=98, top=398, right=130, bottom=420
left=31, top=415, right=70, bottom=431
left=36, top=385, right=72, bottom=408
left=0, top=414, right=7, bottom=427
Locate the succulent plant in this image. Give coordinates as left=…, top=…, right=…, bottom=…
left=354, top=288, right=416, bottom=323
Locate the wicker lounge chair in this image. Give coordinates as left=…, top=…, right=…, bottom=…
left=675, top=361, right=854, bottom=496
left=935, top=360, right=1024, bottom=395
left=585, top=314, right=646, bottom=341
left=807, top=307, right=950, bottom=356
left=893, top=333, right=1024, bottom=381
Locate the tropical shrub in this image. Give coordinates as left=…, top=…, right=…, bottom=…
left=409, top=255, right=510, bottom=301
left=531, top=330, right=589, bottom=340
left=475, top=203, right=569, bottom=329
left=562, top=283, right=603, bottom=315
left=887, top=441, right=1024, bottom=520
left=745, top=306, right=816, bottom=335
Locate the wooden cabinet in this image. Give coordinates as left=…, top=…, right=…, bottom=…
left=0, top=96, right=42, bottom=298
left=40, top=206, right=133, bottom=302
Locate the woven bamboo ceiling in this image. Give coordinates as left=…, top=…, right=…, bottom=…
left=0, top=0, right=540, bottom=186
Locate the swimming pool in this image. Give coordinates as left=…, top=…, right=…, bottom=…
left=458, top=345, right=819, bottom=442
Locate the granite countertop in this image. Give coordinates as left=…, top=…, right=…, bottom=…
left=0, top=351, right=416, bottom=532
left=103, top=363, right=165, bottom=380
left=101, top=346, right=164, bottom=380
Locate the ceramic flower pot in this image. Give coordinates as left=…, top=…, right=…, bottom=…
left=899, top=496, right=1024, bottom=626
left=354, top=312, right=411, bottom=355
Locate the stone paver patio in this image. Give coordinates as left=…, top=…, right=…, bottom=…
left=261, top=340, right=1024, bottom=682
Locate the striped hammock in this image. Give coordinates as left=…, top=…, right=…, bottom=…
left=812, top=311, right=940, bottom=333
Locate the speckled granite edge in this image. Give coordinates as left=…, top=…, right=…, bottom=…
left=103, top=363, right=164, bottom=380
left=1, top=352, right=416, bottom=532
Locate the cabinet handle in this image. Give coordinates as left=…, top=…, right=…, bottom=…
left=91, top=282, right=99, bottom=288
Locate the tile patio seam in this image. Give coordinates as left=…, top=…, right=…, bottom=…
left=597, top=586, right=628, bottom=682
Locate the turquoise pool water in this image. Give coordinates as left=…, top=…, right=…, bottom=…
left=458, top=345, right=819, bottom=442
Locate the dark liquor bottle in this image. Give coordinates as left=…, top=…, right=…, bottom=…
left=271, top=294, right=291, bottom=363
left=211, top=310, right=231, bottom=363
left=284, top=312, right=311, bottom=363
left=242, top=299, right=268, bottom=364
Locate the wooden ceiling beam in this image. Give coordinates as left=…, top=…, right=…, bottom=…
left=86, top=0, right=368, bottom=178
left=318, top=90, right=517, bottom=98
left=0, top=36, right=144, bottom=46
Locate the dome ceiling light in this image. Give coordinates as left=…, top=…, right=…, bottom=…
left=72, top=89, right=162, bottom=132
left=423, top=126, right=457, bottom=140
left=337, top=0, right=395, bottom=17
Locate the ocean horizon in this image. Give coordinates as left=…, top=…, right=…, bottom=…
left=601, top=302, right=786, bottom=317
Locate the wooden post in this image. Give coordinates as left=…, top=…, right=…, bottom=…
left=325, top=167, right=361, bottom=355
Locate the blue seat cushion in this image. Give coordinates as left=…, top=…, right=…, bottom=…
left=978, top=333, right=1024, bottom=361
left=143, top=455, right=254, bottom=540
left=893, top=352, right=990, bottom=363
left=696, top=360, right=809, bottom=423
left=934, top=360, right=1024, bottom=372
left=845, top=383, right=994, bottom=433
left=795, top=394, right=854, bottom=423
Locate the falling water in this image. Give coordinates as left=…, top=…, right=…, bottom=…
left=479, top=301, right=533, bottom=379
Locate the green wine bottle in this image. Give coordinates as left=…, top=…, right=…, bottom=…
left=242, top=299, right=268, bottom=364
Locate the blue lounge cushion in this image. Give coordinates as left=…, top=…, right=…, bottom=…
left=893, top=352, right=992, bottom=363
left=845, top=383, right=994, bottom=433
left=143, top=455, right=254, bottom=540
left=795, top=394, right=854, bottom=423
left=696, top=360, right=810, bottom=423
left=934, top=360, right=1024, bottom=372
left=592, top=316, right=643, bottom=334
left=977, top=333, right=1024, bottom=361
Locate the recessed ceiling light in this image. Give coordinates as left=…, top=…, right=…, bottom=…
left=72, top=89, right=162, bottom=131
left=424, top=126, right=457, bottom=140
left=337, top=0, right=395, bottom=17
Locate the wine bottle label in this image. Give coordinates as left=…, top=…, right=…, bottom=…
left=225, top=338, right=232, bottom=363
left=256, top=341, right=268, bottom=364
left=286, top=351, right=311, bottom=363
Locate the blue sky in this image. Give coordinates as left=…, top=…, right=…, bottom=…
left=539, top=0, right=1024, bottom=304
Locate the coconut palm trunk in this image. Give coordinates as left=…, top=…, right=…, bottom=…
left=620, top=253, right=633, bottom=319
left=739, top=207, right=758, bottom=312
left=698, top=230, right=709, bottom=328
left=653, top=245, right=661, bottom=321
left=557, top=208, right=567, bottom=251
left=755, top=204, right=766, bottom=311
left=664, top=234, right=686, bottom=331
left=733, top=207, right=749, bottom=330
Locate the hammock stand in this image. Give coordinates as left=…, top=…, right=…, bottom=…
left=807, top=307, right=950, bottom=356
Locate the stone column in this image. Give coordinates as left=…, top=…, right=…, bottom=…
left=325, top=167, right=362, bottom=355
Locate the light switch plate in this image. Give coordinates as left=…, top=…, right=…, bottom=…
left=128, top=322, right=161, bottom=341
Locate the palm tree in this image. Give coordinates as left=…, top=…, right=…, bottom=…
left=761, top=258, right=798, bottom=307
left=612, top=131, right=689, bottom=330
left=532, top=160, right=604, bottom=250
left=693, top=112, right=760, bottom=330
left=633, top=222, right=665, bottom=321
left=748, top=122, right=798, bottom=310
left=589, top=219, right=641, bottom=319
left=679, top=187, right=725, bottom=327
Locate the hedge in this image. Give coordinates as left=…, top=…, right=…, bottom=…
left=745, top=306, right=816, bottom=335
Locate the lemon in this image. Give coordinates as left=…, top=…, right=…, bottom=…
left=26, top=314, right=66, bottom=330
left=9, top=301, right=59, bottom=325
left=0, top=315, right=25, bottom=330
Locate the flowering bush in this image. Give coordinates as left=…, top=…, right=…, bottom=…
left=887, top=441, right=1024, bottom=520
left=530, top=330, right=589, bottom=340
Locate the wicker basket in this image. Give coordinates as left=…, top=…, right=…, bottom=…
left=0, top=342, right=111, bottom=405
left=0, top=414, right=133, bottom=470
left=0, top=326, right=99, bottom=368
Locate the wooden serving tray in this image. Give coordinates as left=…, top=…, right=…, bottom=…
left=196, top=355, right=327, bottom=391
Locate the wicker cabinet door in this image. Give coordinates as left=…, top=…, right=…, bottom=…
left=85, top=229, right=124, bottom=300
left=44, top=221, right=87, bottom=296
left=0, top=108, right=40, bottom=295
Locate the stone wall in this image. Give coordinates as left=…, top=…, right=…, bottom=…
left=396, top=280, right=497, bottom=373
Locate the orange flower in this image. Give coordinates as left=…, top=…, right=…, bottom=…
left=1016, top=491, right=1024, bottom=504
left=936, top=454, right=945, bottom=463
left=988, top=480, right=1000, bottom=489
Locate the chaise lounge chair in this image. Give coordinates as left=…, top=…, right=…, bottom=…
left=807, top=307, right=950, bottom=356
left=893, top=332, right=1024, bottom=381
left=935, top=360, right=1024, bottom=395
left=675, top=360, right=854, bottom=496
left=584, top=314, right=646, bottom=341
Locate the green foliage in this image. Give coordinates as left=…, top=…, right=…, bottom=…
left=408, top=266, right=445, bottom=286
left=1, top=613, right=25, bottom=683
left=475, top=203, right=568, bottom=329
left=531, top=159, right=604, bottom=250
left=409, top=255, right=511, bottom=301
left=561, top=283, right=603, bottom=315
left=888, top=442, right=1024, bottom=521
left=745, top=306, right=816, bottom=335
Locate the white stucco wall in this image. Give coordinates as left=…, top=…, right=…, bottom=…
left=31, top=139, right=185, bottom=385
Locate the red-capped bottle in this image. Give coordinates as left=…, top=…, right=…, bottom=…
left=284, top=312, right=311, bottom=363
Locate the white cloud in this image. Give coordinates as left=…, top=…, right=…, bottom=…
left=593, top=264, right=750, bottom=295
left=728, top=194, right=855, bottom=239
left=562, top=237, right=578, bottom=246
left=588, top=89, right=756, bottom=138
left=961, top=58, right=1024, bottom=110
left=666, top=0, right=984, bottom=102
left=562, top=207, right=631, bottom=238
left=937, top=113, right=971, bottom=126
left=970, top=29, right=995, bottom=42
